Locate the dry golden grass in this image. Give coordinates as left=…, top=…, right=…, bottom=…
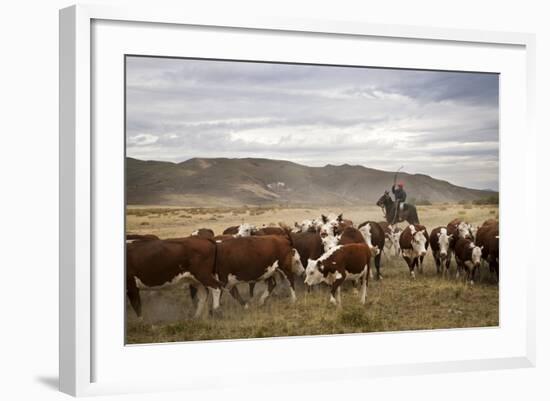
left=126, top=204, right=497, bottom=239
left=125, top=204, right=499, bottom=344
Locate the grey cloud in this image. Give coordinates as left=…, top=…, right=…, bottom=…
left=382, top=71, right=499, bottom=106
left=126, top=56, right=499, bottom=190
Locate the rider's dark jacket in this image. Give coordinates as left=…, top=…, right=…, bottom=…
left=392, top=185, right=407, bottom=203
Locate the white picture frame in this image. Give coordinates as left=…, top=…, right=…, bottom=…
left=59, top=4, right=536, bottom=397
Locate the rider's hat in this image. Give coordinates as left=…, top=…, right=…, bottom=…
left=397, top=181, right=404, bottom=187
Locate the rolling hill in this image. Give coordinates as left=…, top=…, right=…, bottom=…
left=126, top=157, right=496, bottom=206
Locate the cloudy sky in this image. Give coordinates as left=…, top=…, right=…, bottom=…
left=126, top=56, right=499, bottom=190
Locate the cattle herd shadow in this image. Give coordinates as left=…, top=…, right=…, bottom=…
left=127, top=278, right=302, bottom=325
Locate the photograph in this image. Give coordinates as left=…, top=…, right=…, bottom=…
left=124, top=55, right=499, bottom=344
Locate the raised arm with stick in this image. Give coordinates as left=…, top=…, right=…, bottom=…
left=393, top=165, right=404, bottom=188
left=391, top=166, right=405, bottom=224
left=376, top=165, right=419, bottom=225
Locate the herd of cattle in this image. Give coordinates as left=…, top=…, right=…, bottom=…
left=126, top=213, right=499, bottom=319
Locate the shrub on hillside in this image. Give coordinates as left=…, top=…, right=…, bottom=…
left=473, top=194, right=499, bottom=205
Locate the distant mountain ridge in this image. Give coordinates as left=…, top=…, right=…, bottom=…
left=126, top=157, right=496, bottom=206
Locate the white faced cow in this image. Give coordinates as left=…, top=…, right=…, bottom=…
left=429, top=227, right=453, bottom=276
left=236, top=223, right=257, bottom=237
left=293, top=219, right=316, bottom=233
left=304, top=243, right=372, bottom=307
left=454, top=238, right=483, bottom=285
left=375, top=222, right=401, bottom=257
left=399, top=224, right=429, bottom=279
left=222, top=223, right=258, bottom=237
left=318, top=218, right=340, bottom=252
left=448, top=219, right=474, bottom=241
left=388, top=225, right=402, bottom=256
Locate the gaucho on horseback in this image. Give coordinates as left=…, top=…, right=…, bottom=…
left=376, top=167, right=420, bottom=225
left=391, top=182, right=407, bottom=223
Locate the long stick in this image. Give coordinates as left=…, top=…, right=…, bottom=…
left=393, top=165, right=404, bottom=186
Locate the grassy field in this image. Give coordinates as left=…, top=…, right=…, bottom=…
left=126, top=203, right=499, bottom=344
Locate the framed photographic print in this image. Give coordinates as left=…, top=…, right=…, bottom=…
left=59, top=4, right=536, bottom=396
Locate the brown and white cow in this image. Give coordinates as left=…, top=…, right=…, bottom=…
left=248, top=223, right=316, bottom=298
left=222, top=225, right=239, bottom=235
left=190, top=228, right=215, bottom=239
left=357, top=221, right=385, bottom=279
left=236, top=223, right=257, bottom=237
left=212, top=232, right=261, bottom=299
left=335, top=214, right=354, bottom=235
left=377, top=222, right=402, bottom=257
left=304, top=244, right=372, bottom=306
left=126, top=237, right=220, bottom=319
left=318, top=218, right=340, bottom=252
left=454, top=237, right=483, bottom=284
left=338, top=226, right=366, bottom=246
left=212, top=235, right=304, bottom=310
left=429, top=227, right=453, bottom=276
left=293, top=219, right=318, bottom=233
left=337, top=226, right=371, bottom=284
left=447, top=218, right=474, bottom=241
left=446, top=218, right=475, bottom=270
left=287, top=231, right=325, bottom=295
left=320, top=213, right=352, bottom=234
left=291, top=231, right=324, bottom=271
left=475, top=220, right=499, bottom=280
left=249, top=230, right=324, bottom=298
left=399, top=224, right=429, bottom=278
left=320, top=213, right=336, bottom=225
left=222, top=223, right=257, bottom=237
left=320, top=213, right=338, bottom=228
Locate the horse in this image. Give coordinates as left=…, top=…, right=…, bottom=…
left=376, top=190, right=420, bottom=225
